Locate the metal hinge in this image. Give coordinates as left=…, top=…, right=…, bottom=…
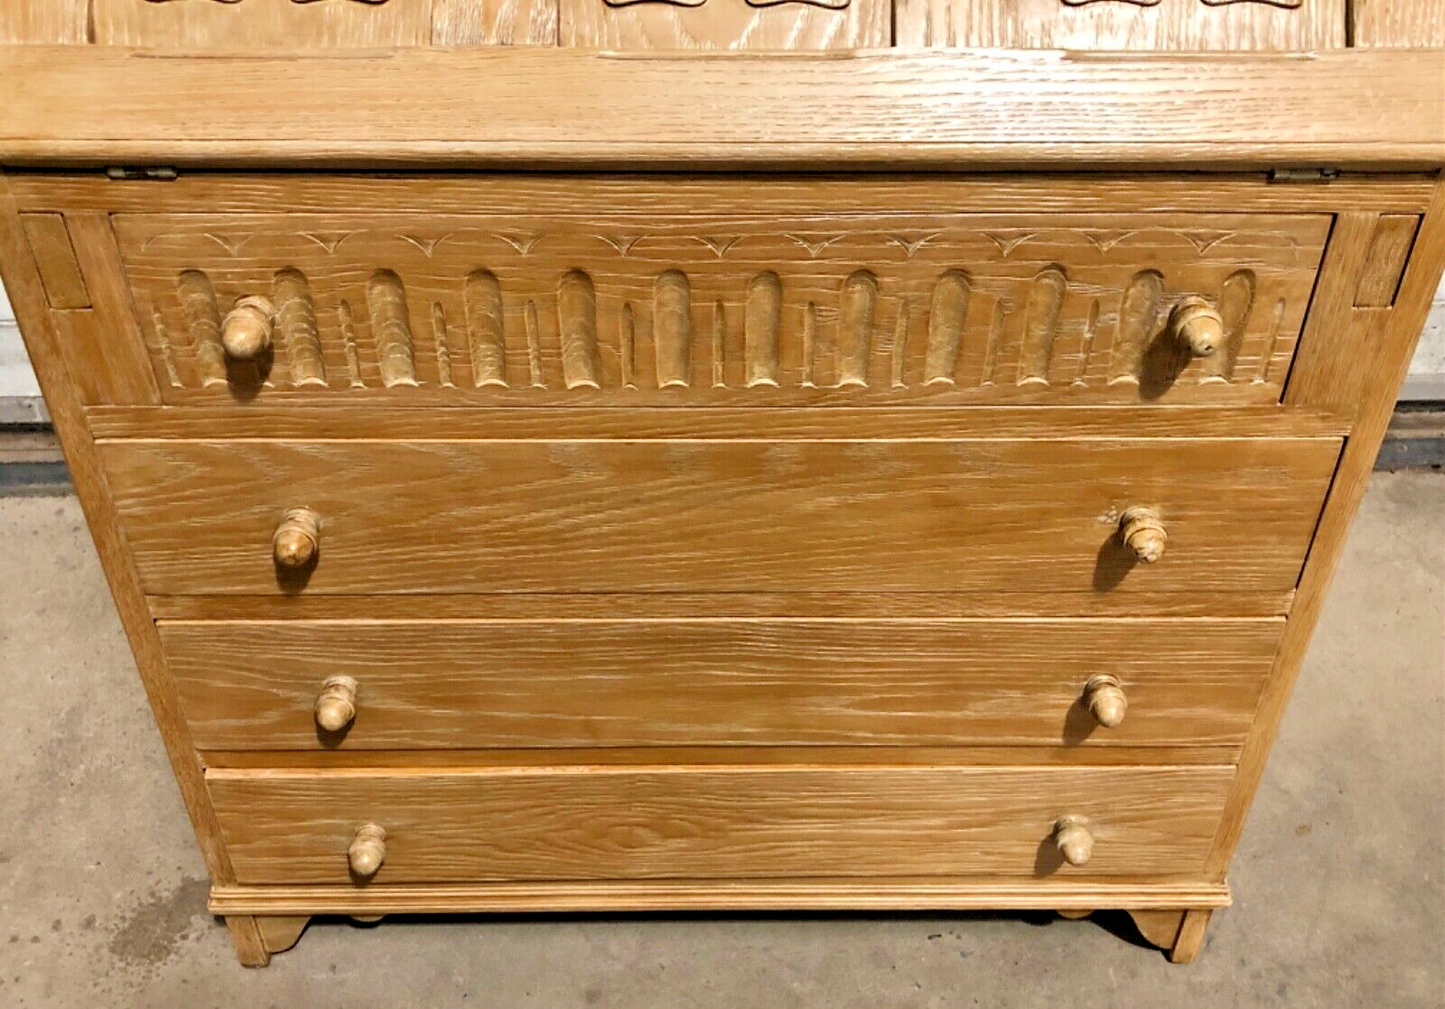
left=105, top=166, right=178, bottom=181
left=1267, top=167, right=1340, bottom=185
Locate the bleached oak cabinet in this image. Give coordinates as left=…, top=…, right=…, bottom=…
left=1, top=0, right=1442, bottom=967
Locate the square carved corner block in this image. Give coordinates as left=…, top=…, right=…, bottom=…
left=2, top=165, right=1440, bottom=970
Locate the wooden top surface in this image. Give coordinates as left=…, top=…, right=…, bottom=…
left=0, top=46, right=1442, bottom=169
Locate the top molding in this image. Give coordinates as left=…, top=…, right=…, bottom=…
left=0, top=47, right=1441, bottom=170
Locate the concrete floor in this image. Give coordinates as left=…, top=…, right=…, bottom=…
left=0, top=474, right=1440, bottom=1008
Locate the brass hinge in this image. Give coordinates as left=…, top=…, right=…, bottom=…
left=1267, top=167, right=1340, bottom=185
left=105, top=166, right=178, bottom=181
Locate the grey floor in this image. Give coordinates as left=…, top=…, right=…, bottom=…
left=0, top=473, right=1441, bottom=1008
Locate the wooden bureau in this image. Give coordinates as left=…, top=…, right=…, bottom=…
left=2, top=1, right=1443, bottom=968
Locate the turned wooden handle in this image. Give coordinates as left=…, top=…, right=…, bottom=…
left=221, top=295, right=275, bottom=360
left=1054, top=815, right=1094, bottom=867
left=1169, top=296, right=1224, bottom=357
left=1084, top=674, right=1127, bottom=729
left=1120, top=506, right=1167, bottom=563
left=314, top=675, right=358, bottom=732
left=348, top=824, right=386, bottom=878
left=272, top=507, right=321, bottom=569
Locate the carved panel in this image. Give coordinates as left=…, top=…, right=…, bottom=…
left=93, top=0, right=560, bottom=47
left=560, top=0, right=886, bottom=49
left=895, top=0, right=1343, bottom=49
left=111, top=211, right=1330, bottom=405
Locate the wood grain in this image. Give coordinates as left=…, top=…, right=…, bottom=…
left=896, top=0, right=1346, bottom=50
left=1354, top=215, right=1421, bottom=307
left=206, top=764, right=1236, bottom=884
left=430, top=0, right=559, bottom=44
left=93, top=0, right=434, bottom=47
left=1, top=48, right=1441, bottom=169
left=560, top=0, right=888, bottom=49
left=9, top=173, right=1435, bottom=218
left=145, top=587, right=1299, bottom=620
left=109, top=209, right=1329, bottom=405
left=0, top=4, right=89, bottom=43
left=97, top=437, right=1340, bottom=596
left=1351, top=0, right=1445, bottom=47
left=85, top=405, right=1354, bottom=443
left=208, top=878, right=1233, bottom=916
left=20, top=214, right=89, bottom=309
left=157, top=617, right=1283, bottom=751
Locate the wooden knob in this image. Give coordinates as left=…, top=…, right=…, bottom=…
left=348, top=824, right=386, bottom=878
left=1054, top=815, right=1094, bottom=867
left=1084, top=674, right=1128, bottom=729
left=314, top=675, right=358, bottom=732
left=221, top=295, right=275, bottom=359
left=273, top=507, right=321, bottom=569
left=1169, top=297, right=1224, bottom=357
left=1120, top=506, right=1167, bottom=564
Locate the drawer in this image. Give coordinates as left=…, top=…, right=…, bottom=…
left=161, top=617, right=1283, bottom=752
left=207, top=764, right=1235, bottom=884
left=109, top=205, right=1329, bottom=406
left=100, top=436, right=1339, bottom=596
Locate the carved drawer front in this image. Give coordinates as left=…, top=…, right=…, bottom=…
left=161, top=617, right=1282, bottom=752
left=98, top=436, right=1339, bottom=596
left=110, top=211, right=1330, bottom=406
left=895, top=0, right=1346, bottom=50
left=207, top=764, right=1235, bottom=884
left=559, top=0, right=888, bottom=49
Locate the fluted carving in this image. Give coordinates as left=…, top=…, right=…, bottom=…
left=654, top=270, right=692, bottom=389
left=1019, top=266, right=1067, bottom=386
left=463, top=270, right=507, bottom=388
left=175, top=271, right=228, bottom=387
left=558, top=270, right=601, bottom=390
left=1110, top=270, right=1164, bottom=384
left=273, top=268, right=326, bottom=387
left=924, top=270, right=971, bottom=386
left=366, top=270, right=417, bottom=388
left=745, top=272, right=782, bottom=388
left=838, top=270, right=877, bottom=388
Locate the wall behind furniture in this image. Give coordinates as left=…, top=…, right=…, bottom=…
left=1, top=270, right=1443, bottom=409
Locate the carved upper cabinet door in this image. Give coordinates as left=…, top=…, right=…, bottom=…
left=894, top=0, right=1346, bottom=50
left=560, top=0, right=888, bottom=49
left=92, top=0, right=559, bottom=48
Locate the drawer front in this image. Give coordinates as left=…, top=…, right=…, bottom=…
left=162, top=617, right=1283, bottom=752
left=100, top=437, right=1339, bottom=596
left=111, top=209, right=1329, bottom=406
left=208, top=765, right=1235, bottom=884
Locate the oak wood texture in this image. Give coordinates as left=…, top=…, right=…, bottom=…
left=224, top=914, right=310, bottom=969
left=560, top=0, right=887, bottom=49
left=1, top=49, right=1442, bottom=169
left=144, top=587, right=1299, bottom=621
left=209, top=878, right=1232, bottom=916
left=9, top=173, right=1435, bottom=218
left=1352, top=0, right=1445, bottom=47
left=206, top=765, right=1236, bottom=884
left=157, top=617, right=1283, bottom=751
left=84, top=404, right=1354, bottom=442
left=0, top=175, right=234, bottom=882
left=0, top=6, right=89, bottom=43
left=1168, top=908, right=1213, bottom=963
left=97, top=436, right=1341, bottom=595
left=108, top=208, right=1329, bottom=405
left=20, top=213, right=90, bottom=309
left=896, top=0, right=1345, bottom=50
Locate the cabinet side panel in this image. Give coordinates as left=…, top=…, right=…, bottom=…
left=0, top=173, right=233, bottom=881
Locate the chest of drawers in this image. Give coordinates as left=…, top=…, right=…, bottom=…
left=2, top=1, right=1443, bottom=968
